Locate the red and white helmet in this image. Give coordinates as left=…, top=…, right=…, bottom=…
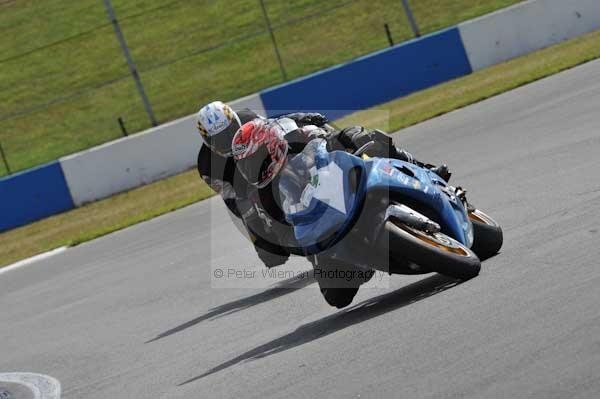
left=232, top=119, right=289, bottom=188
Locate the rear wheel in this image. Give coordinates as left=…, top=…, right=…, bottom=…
left=468, top=209, right=503, bottom=260
left=382, top=221, right=481, bottom=280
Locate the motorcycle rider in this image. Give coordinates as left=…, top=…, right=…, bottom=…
left=231, top=119, right=451, bottom=307
left=196, top=101, right=330, bottom=267
left=196, top=101, right=450, bottom=271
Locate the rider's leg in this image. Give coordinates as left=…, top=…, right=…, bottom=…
left=335, top=126, right=452, bottom=181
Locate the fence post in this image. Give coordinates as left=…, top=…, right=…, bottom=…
left=118, top=117, right=128, bottom=136
left=258, top=0, right=288, bottom=82
left=400, top=0, right=421, bottom=38
left=103, top=0, right=158, bottom=127
left=0, top=140, right=10, bottom=175
left=384, top=23, right=394, bottom=46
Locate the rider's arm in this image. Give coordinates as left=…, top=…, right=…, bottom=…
left=238, top=108, right=327, bottom=128
left=281, top=125, right=331, bottom=154
left=281, top=112, right=328, bottom=128
left=197, top=145, right=241, bottom=217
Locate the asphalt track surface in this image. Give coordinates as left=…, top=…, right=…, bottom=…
left=2, top=59, right=600, bottom=399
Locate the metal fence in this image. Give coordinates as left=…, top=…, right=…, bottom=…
left=0, top=0, right=521, bottom=176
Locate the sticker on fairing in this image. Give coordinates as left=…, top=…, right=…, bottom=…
left=398, top=174, right=410, bottom=185
left=300, top=184, right=316, bottom=207
left=300, top=167, right=319, bottom=207
left=381, top=163, right=395, bottom=176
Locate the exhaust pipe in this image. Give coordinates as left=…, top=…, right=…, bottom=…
left=385, top=204, right=440, bottom=233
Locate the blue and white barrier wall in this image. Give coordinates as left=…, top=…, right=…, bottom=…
left=2, top=0, right=600, bottom=231
left=0, top=161, right=74, bottom=231
left=260, top=27, right=471, bottom=120
left=0, top=94, right=264, bottom=230
left=59, top=93, right=265, bottom=207
left=458, top=0, right=600, bottom=71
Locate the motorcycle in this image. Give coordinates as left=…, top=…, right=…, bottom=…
left=277, top=125, right=503, bottom=308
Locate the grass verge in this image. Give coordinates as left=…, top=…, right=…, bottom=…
left=1, top=28, right=600, bottom=268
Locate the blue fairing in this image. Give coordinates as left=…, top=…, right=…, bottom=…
left=278, top=140, right=471, bottom=252
left=279, top=141, right=365, bottom=252
left=365, top=158, right=471, bottom=244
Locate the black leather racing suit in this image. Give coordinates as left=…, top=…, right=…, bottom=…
left=197, top=110, right=331, bottom=266
left=197, top=109, right=258, bottom=218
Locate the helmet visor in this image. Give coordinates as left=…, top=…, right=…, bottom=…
left=206, top=123, right=239, bottom=157
left=236, top=144, right=274, bottom=188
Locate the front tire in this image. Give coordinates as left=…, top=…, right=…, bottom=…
left=469, top=209, right=503, bottom=260
left=382, top=221, right=481, bottom=280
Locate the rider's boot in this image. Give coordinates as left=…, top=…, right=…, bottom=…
left=313, top=258, right=374, bottom=308
left=391, top=145, right=452, bottom=182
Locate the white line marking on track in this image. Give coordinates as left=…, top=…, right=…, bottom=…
left=0, top=246, right=68, bottom=276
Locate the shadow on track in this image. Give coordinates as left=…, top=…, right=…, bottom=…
left=146, top=270, right=316, bottom=344
left=179, top=273, right=460, bottom=385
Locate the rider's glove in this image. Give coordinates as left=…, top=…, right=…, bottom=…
left=296, top=113, right=328, bottom=127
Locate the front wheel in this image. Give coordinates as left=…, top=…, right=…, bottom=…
left=468, top=209, right=503, bottom=260
left=382, top=221, right=481, bottom=280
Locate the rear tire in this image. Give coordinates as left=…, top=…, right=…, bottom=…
left=469, top=209, right=503, bottom=260
left=382, top=221, right=481, bottom=280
